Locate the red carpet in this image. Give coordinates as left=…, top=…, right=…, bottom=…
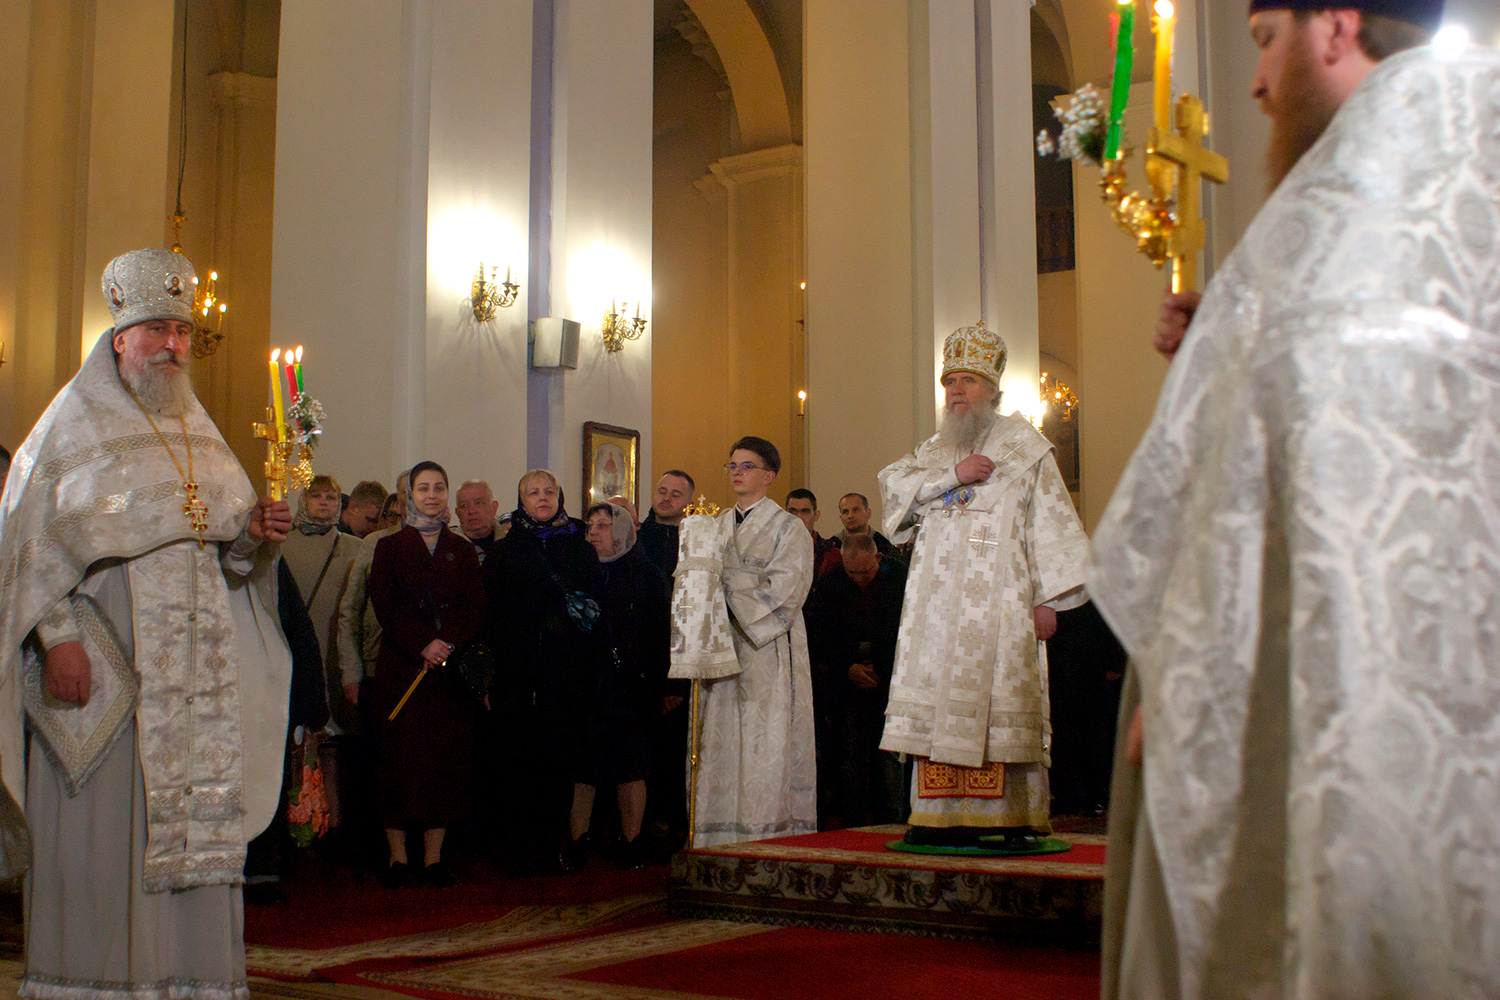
left=570, top=924, right=1100, bottom=1000
left=738, top=827, right=1108, bottom=872
left=245, top=832, right=1105, bottom=998
left=245, top=856, right=666, bottom=950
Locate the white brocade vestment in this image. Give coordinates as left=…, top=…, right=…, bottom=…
left=880, top=414, right=1088, bottom=771
left=692, top=500, right=816, bottom=847
left=1089, top=48, right=1500, bottom=1000
left=0, top=332, right=292, bottom=1000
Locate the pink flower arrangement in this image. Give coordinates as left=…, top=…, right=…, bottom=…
left=287, top=757, right=330, bottom=847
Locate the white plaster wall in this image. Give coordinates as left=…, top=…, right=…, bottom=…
left=917, top=0, right=983, bottom=396
left=81, top=0, right=177, bottom=359
left=1074, top=83, right=1172, bottom=532
left=1202, top=0, right=1270, bottom=272
left=549, top=0, right=654, bottom=510
left=982, top=0, right=1042, bottom=423
left=804, top=0, right=917, bottom=526
left=271, top=1, right=413, bottom=489
left=423, top=1, right=533, bottom=491
left=0, top=0, right=31, bottom=447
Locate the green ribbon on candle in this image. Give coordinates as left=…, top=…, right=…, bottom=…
left=1105, top=0, right=1136, bottom=161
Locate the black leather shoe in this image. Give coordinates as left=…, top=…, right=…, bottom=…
left=381, top=860, right=412, bottom=889
left=419, top=860, right=455, bottom=888
left=616, top=837, right=646, bottom=870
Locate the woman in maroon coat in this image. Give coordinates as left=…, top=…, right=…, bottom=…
left=369, top=461, right=484, bottom=887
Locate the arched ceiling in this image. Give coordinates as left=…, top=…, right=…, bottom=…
left=681, top=0, right=793, bottom=151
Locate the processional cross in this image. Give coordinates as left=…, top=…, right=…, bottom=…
left=1150, top=95, right=1229, bottom=294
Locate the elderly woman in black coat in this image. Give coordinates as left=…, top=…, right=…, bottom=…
left=484, top=469, right=603, bottom=874
left=571, top=502, right=671, bottom=868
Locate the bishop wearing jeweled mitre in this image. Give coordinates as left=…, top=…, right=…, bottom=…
left=879, top=322, right=1089, bottom=849
left=0, top=247, right=294, bottom=999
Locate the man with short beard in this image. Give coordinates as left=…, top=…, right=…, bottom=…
left=1154, top=1, right=1437, bottom=361
left=877, top=322, right=1088, bottom=849
left=1091, top=3, right=1500, bottom=996
left=0, top=248, right=293, bottom=999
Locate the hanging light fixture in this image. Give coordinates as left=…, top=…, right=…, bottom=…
left=167, top=5, right=228, bottom=359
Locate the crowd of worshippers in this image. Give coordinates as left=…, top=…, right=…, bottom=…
left=253, top=459, right=1125, bottom=894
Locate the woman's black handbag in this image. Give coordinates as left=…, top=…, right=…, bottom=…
left=422, top=582, right=495, bottom=700
left=446, top=639, right=496, bottom=699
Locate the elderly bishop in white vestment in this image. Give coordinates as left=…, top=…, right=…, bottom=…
left=880, top=323, right=1088, bottom=843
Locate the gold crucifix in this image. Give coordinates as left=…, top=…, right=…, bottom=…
left=183, top=481, right=210, bottom=544
left=253, top=410, right=288, bottom=500
left=1149, top=95, right=1229, bottom=294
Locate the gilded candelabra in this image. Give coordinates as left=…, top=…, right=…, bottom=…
left=1039, top=1, right=1229, bottom=294
left=602, top=300, right=647, bottom=353
left=471, top=262, right=519, bottom=322
left=1099, top=94, right=1228, bottom=294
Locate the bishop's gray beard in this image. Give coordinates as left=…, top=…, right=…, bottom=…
left=938, top=404, right=997, bottom=455
left=119, top=351, right=195, bottom=417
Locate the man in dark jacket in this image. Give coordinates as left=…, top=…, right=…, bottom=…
left=804, top=534, right=907, bottom=827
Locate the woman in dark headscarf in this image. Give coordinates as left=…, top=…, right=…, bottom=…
left=368, top=461, right=484, bottom=888
left=484, top=469, right=604, bottom=874
left=574, top=502, right=671, bottom=868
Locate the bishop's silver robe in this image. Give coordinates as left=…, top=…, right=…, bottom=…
left=0, top=333, right=292, bottom=999
left=1090, top=47, right=1500, bottom=1000
left=691, top=501, right=816, bottom=847
left=879, top=414, right=1087, bottom=824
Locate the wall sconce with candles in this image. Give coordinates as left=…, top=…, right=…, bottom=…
left=1039, top=371, right=1079, bottom=422
left=602, top=299, right=647, bottom=353
left=472, top=262, right=519, bottom=322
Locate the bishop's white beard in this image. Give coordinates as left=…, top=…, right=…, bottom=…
left=938, top=403, right=998, bottom=455
left=119, top=350, right=195, bottom=417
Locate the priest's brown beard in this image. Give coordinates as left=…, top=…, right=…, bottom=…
left=938, top=403, right=997, bottom=455
left=120, top=349, right=195, bottom=416
left=1262, top=31, right=1341, bottom=193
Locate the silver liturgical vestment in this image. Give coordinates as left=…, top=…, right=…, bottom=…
left=687, top=500, right=817, bottom=847
left=0, top=333, right=292, bottom=999
left=1090, top=48, right=1500, bottom=999
left=879, top=414, right=1087, bottom=776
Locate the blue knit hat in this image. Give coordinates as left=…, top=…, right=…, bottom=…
left=1248, top=1, right=1444, bottom=32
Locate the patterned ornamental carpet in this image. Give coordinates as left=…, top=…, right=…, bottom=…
left=244, top=902, right=1101, bottom=1000
left=0, top=826, right=1106, bottom=1000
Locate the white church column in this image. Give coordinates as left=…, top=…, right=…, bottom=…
left=272, top=0, right=422, bottom=487
left=979, top=0, right=1043, bottom=422
left=80, top=0, right=177, bottom=359
left=804, top=0, right=918, bottom=520
left=422, top=2, right=532, bottom=488
left=532, top=0, right=653, bottom=511
left=807, top=0, right=1044, bottom=525
left=706, top=144, right=804, bottom=482
left=272, top=1, right=535, bottom=491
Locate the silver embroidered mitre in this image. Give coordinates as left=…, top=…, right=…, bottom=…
left=668, top=513, right=740, bottom=679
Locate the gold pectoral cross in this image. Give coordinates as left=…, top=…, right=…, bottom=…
left=1149, top=95, right=1229, bottom=294
left=183, top=480, right=210, bottom=546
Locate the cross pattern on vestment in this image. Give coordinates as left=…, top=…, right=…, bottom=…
left=962, top=567, right=992, bottom=609
left=955, top=618, right=991, bottom=661
left=1150, top=95, right=1229, bottom=294
left=969, top=525, right=1000, bottom=558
